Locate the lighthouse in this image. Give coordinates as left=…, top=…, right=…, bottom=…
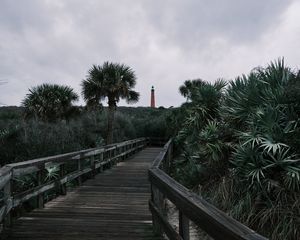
left=150, top=86, right=155, bottom=108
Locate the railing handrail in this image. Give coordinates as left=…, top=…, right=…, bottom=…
left=5, top=138, right=145, bottom=168
left=149, top=139, right=268, bottom=240
left=0, top=137, right=148, bottom=230
left=151, top=139, right=172, bottom=168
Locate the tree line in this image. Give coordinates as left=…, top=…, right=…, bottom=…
left=22, top=62, right=140, bottom=144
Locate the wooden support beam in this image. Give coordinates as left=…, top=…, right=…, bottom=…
left=36, top=170, right=44, bottom=208
left=3, top=180, right=12, bottom=228
left=179, top=211, right=190, bottom=240
left=77, top=154, right=83, bottom=186
left=59, top=164, right=66, bottom=195
left=99, top=152, right=104, bottom=172
left=90, top=156, right=95, bottom=178
left=151, top=184, right=165, bottom=235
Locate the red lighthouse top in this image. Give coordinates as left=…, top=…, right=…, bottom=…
left=150, top=86, right=155, bottom=108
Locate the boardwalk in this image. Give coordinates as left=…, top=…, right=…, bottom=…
left=8, top=147, right=163, bottom=240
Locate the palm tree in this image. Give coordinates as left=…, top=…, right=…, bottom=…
left=81, top=62, right=139, bottom=144
left=22, top=84, right=79, bottom=122
left=179, top=79, right=206, bottom=101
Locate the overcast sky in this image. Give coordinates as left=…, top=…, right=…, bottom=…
left=0, top=0, right=300, bottom=107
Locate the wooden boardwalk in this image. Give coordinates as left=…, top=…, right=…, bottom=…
left=7, top=147, right=163, bottom=240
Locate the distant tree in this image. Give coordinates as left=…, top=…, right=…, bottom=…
left=81, top=62, right=139, bottom=144
left=22, top=84, right=79, bottom=122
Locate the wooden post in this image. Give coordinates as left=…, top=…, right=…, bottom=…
left=179, top=211, right=190, bottom=240
left=151, top=184, right=165, bottom=235
left=77, top=154, right=83, bottom=186
left=166, top=143, right=172, bottom=174
left=115, top=147, right=119, bottom=163
left=99, top=152, right=104, bottom=172
left=112, top=147, right=117, bottom=165
left=121, top=146, right=123, bottom=159
left=117, top=147, right=121, bottom=163
left=90, top=155, right=95, bottom=178
left=60, top=164, right=67, bottom=195
left=108, top=150, right=112, bottom=168
left=37, top=170, right=44, bottom=208
left=3, top=180, right=12, bottom=228
left=133, top=142, right=136, bottom=153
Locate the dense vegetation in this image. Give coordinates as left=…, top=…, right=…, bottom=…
left=170, top=60, right=300, bottom=240
left=0, top=106, right=170, bottom=165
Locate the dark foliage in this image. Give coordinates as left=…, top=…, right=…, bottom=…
left=0, top=107, right=170, bottom=166
left=170, top=59, right=300, bottom=240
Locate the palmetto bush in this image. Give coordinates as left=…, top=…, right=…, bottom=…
left=223, top=60, right=300, bottom=192
left=223, top=60, right=300, bottom=239
left=22, top=84, right=79, bottom=122
left=172, top=59, right=300, bottom=240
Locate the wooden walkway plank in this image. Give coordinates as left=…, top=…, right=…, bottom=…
left=7, top=147, right=163, bottom=240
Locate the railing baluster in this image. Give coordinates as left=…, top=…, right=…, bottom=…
left=90, top=155, right=95, bottom=178
left=3, top=180, right=12, bottom=228
left=113, top=147, right=117, bottom=164
left=37, top=170, right=44, bottom=208
left=179, top=211, right=190, bottom=240
left=99, top=152, right=104, bottom=172
left=60, top=164, right=67, bottom=195
left=167, top=142, right=173, bottom=173
left=77, top=154, right=83, bottom=186
left=151, top=184, right=165, bottom=235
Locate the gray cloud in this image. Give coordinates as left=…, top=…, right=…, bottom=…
left=143, top=0, right=292, bottom=48
left=0, top=0, right=299, bottom=107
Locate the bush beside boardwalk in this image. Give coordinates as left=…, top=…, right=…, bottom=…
left=0, top=106, right=171, bottom=166
left=169, top=60, right=300, bottom=240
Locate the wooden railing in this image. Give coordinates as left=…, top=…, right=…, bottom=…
left=148, top=139, right=268, bottom=240
left=0, top=138, right=147, bottom=232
